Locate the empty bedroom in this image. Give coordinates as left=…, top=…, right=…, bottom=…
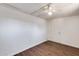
left=0, top=3, right=79, bottom=56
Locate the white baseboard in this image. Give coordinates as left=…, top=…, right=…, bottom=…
left=9, top=40, right=47, bottom=56
left=49, top=40, right=79, bottom=49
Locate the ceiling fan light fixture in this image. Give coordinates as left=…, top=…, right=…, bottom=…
left=49, top=6, right=52, bottom=10
left=43, top=4, right=56, bottom=16
left=48, top=11, right=53, bottom=16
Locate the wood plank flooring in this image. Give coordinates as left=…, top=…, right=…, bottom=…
left=15, top=41, right=79, bottom=56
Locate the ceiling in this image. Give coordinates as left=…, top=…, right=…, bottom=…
left=0, top=3, right=79, bottom=20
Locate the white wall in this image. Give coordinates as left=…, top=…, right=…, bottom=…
left=0, top=5, right=47, bottom=56
left=48, top=16, right=79, bottom=48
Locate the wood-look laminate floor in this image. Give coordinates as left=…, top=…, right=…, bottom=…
left=15, top=41, right=79, bottom=56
